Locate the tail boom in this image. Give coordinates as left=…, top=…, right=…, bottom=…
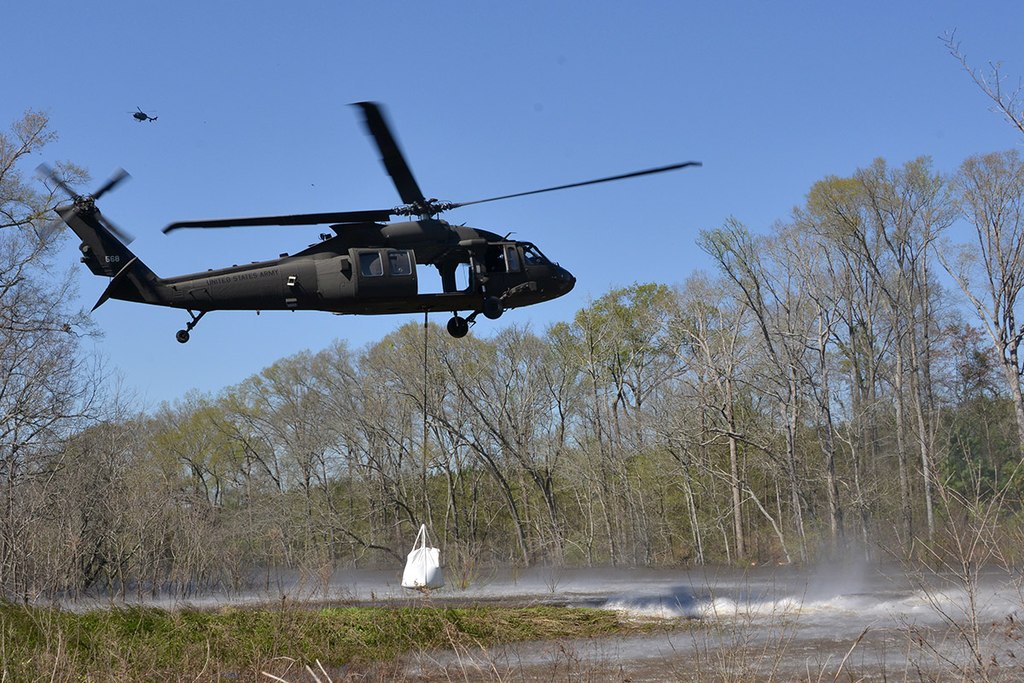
left=58, top=205, right=164, bottom=309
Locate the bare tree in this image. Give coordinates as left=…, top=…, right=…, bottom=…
left=943, top=30, right=1024, bottom=137
left=672, top=273, right=753, bottom=562
left=700, top=219, right=815, bottom=561
left=798, top=159, right=951, bottom=543
left=941, top=150, right=1024, bottom=453
left=778, top=223, right=846, bottom=548
left=0, top=111, right=102, bottom=597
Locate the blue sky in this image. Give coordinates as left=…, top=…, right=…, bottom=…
left=5, top=1, right=1024, bottom=407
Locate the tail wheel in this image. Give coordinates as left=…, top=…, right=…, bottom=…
left=176, top=310, right=207, bottom=344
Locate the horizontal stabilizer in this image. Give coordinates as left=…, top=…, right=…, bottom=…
left=92, top=256, right=139, bottom=311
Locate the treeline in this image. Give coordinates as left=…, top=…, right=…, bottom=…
left=4, top=111, right=1024, bottom=600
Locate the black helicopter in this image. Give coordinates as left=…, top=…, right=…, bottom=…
left=44, top=102, right=699, bottom=342
left=132, top=107, right=157, bottom=122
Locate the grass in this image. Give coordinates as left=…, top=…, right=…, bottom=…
left=0, top=600, right=660, bottom=682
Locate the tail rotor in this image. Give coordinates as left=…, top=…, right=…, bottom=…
left=36, top=164, right=134, bottom=243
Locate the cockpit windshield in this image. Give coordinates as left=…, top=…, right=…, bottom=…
left=522, top=243, right=551, bottom=265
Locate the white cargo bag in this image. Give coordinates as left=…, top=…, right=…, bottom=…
left=401, top=524, right=444, bottom=590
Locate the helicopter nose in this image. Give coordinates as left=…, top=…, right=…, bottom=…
left=553, top=266, right=575, bottom=294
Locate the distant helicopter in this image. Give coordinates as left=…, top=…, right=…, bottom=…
left=43, top=102, right=699, bottom=342
left=131, top=107, right=157, bottom=122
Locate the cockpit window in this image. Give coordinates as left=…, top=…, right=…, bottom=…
left=522, top=243, right=550, bottom=265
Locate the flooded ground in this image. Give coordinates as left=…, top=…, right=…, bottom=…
left=400, top=564, right=1024, bottom=681
left=73, top=563, right=1024, bottom=681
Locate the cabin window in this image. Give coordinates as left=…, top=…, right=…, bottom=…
left=389, top=250, right=412, bottom=276
left=484, top=244, right=523, bottom=273
left=359, top=252, right=383, bottom=277
left=484, top=244, right=505, bottom=273
left=504, top=245, right=522, bottom=273
left=455, top=263, right=471, bottom=291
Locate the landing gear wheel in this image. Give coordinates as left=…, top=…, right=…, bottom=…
left=447, top=315, right=470, bottom=338
left=483, top=296, right=504, bottom=320
left=176, top=310, right=207, bottom=344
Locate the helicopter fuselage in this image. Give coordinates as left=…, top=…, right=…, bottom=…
left=76, top=215, right=574, bottom=319
left=167, top=231, right=571, bottom=315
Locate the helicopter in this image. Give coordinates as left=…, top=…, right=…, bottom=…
left=43, top=102, right=699, bottom=342
left=131, top=107, right=157, bottom=122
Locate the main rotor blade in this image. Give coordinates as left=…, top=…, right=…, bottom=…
left=450, top=161, right=702, bottom=210
left=97, top=209, right=135, bottom=244
left=352, top=102, right=427, bottom=206
left=36, top=163, right=81, bottom=201
left=163, top=208, right=393, bottom=233
left=37, top=206, right=75, bottom=242
left=92, top=168, right=130, bottom=200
